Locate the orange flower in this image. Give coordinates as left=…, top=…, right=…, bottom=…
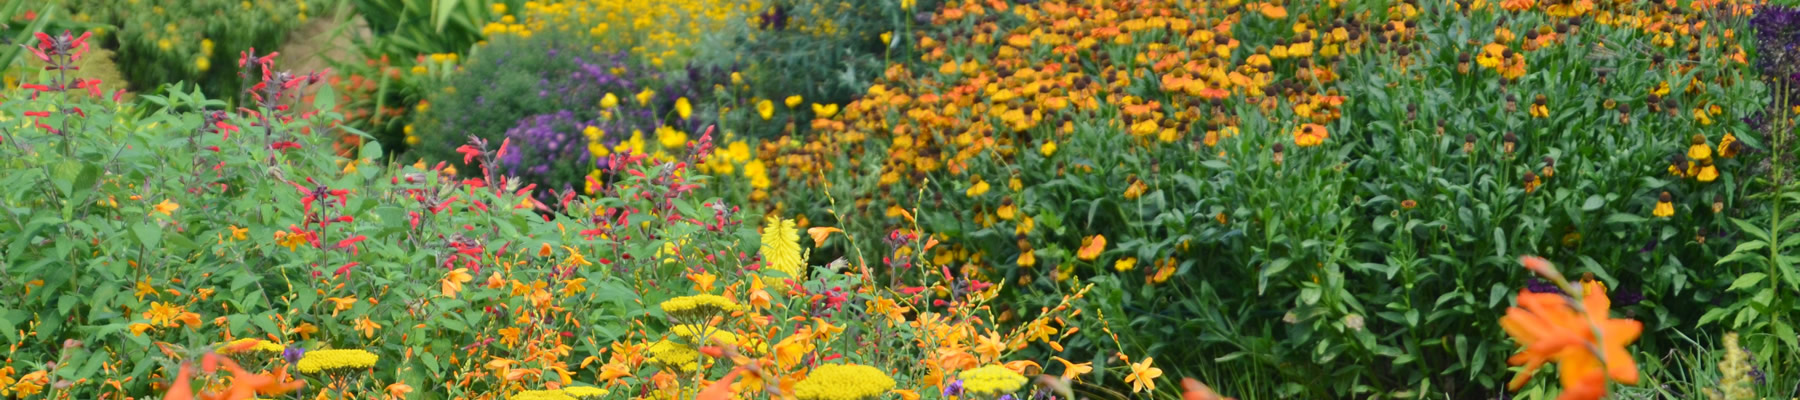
left=1293, top=124, right=1328, bottom=147
left=1077, top=235, right=1106, bottom=261
left=1124, top=357, right=1163, bottom=393
left=1499, top=259, right=1641, bottom=399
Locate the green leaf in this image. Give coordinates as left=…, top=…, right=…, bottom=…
left=1727, top=272, right=1767, bottom=292
left=1493, top=227, right=1506, bottom=258
left=1776, top=320, right=1800, bottom=351
left=312, top=81, right=338, bottom=112
left=133, top=222, right=163, bottom=250
left=1731, top=218, right=1773, bottom=242
left=434, top=0, right=461, bottom=33
left=1581, top=195, right=1604, bottom=211
left=1258, top=258, right=1291, bottom=295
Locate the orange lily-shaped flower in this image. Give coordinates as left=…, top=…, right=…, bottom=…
left=1500, top=257, right=1640, bottom=400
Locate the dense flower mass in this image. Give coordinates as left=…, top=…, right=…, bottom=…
left=295, top=349, right=380, bottom=374
left=793, top=363, right=896, bottom=400
left=956, top=365, right=1027, bottom=396
left=0, top=0, right=1790, bottom=398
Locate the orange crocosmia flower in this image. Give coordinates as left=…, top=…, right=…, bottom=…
left=442, top=268, right=473, bottom=298
left=973, top=331, right=1006, bottom=361
left=806, top=227, right=843, bottom=245
left=386, top=382, right=414, bottom=398
left=324, top=297, right=357, bottom=316
left=1077, top=235, right=1106, bottom=261
left=354, top=316, right=381, bottom=339
left=1499, top=288, right=1641, bottom=398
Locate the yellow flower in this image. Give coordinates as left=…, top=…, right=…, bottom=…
left=295, top=349, right=380, bottom=374
left=1124, top=357, right=1163, bottom=393
left=1719, top=132, right=1740, bottom=158
left=675, top=97, right=693, bottom=120
left=563, top=386, right=609, bottom=399
left=216, top=338, right=285, bottom=354
left=794, top=364, right=895, bottom=400
left=959, top=365, right=1028, bottom=396
left=647, top=340, right=700, bottom=372
left=196, top=57, right=211, bottom=71
left=153, top=199, right=180, bottom=216
left=1696, top=160, right=1718, bottom=183
left=490, top=2, right=507, bottom=14
left=1040, top=140, right=1057, bottom=157
left=785, top=95, right=804, bottom=108
left=656, top=126, right=688, bottom=149
left=757, top=99, right=775, bottom=120
left=1653, top=192, right=1674, bottom=218
left=659, top=294, right=744, bottom=319
left=1687, top=134, right=1712, bottom=162
left=761, top=216, right=805, bottom=285
left=966, top=179, right=991, bottom=197
left=509, top=389, right=576, bottom=400
left=636, top=89, right=655, bottom=106
left=601, top=93, right=619, bottom=108
left=1114, top=257, right=1138, bottom=272
left=228, top=225, right=248, bottom=241
left=812, top=103, right=839, bottom=118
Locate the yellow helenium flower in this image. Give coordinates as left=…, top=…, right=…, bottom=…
left=761, top=216, right=805, bottom=287
left=757, top=99, right=775, bottom=120
left=794, top=364, right=895, bottom=400
left=959, top=365, right=1029, bottom=396
left=295, top=349, right=379, bottom=374
left=1653, top=192, right=1674, bottom=218
left=675, top=97, right=693, bottom=120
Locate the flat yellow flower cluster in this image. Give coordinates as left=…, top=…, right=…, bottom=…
left=672, top=324, right=769, bottom=355
left=659, top=294, right=744, bottom=319
left=216, top=338, right=285, bottom=355
left=647, top=339, right=700, bottom=372
left=561, top=386, right=609, bottom=399
left=793, top=363, right=895, bottom=400
left=294, top=349, right=379, bottom=374
left=958, top=365, right=1028, bottom=396
left=509, top=389, right=576, bottom=400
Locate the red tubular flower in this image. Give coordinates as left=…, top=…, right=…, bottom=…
left=20, top=84, right=51, bottom=92
left=456, top=144, right=482, bottom=164
left=23, top=111, right=50, bottom=117
left=333, top=262, right=359, bottom=277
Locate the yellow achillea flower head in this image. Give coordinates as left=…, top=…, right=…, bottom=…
left=508, top=389, right=576, bottom=400
left=217, top=338, right=285, bottom=355
left=647, top=340, right=700, bottom=372
left=659, top=294, right=743, bottom=320
left=794, top=363, right=895, bottom=400
left=672, top=324, right=768, bottom=355
left=295, top=349, right=379, bottom=374
left=959, top=365, right=1029, bottom=396
left=761, top=216, right=805, bottom=286
left=562, top=386, right=609, bottom=399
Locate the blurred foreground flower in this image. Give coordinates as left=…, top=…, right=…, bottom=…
left=1499, top=256, right=1641, bottom=400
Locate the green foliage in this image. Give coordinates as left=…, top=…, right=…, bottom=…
left=0, top=47, right=755, bottom=398
left=332, top=0, right=512, bottom=152
left=55, top=0, right=327, bottom=100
